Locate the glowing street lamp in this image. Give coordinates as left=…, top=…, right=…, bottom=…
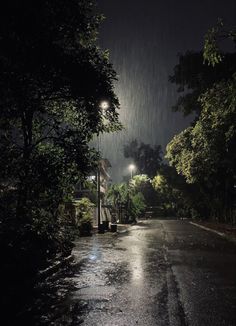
left=99, top=100, right=109, bottom=112
left=129, top=164, right=136, bottom=179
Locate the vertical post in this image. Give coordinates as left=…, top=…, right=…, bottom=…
left=97, top=164, right=101, bottom=227
left=97, top=100, right=109, bottom=233
left=97, top=133, right=102, bottom=232
left=97, top=137, right=104, bottom=233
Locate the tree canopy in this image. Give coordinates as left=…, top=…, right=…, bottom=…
left=165, top=23, right=236, bottom=222
left=0, top=0, right=121, bottom=276
left=124, top=140, right=162, bottom=178
left=169, top=23, right=236, bottom=117
left=106, top=181, right=146, bottom=223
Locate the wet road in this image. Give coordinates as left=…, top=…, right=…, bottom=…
left=15, top=219, right=236, bottom=325
left=67, top=219, right=236, bottom=326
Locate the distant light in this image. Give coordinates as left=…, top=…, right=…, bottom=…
left=129, top=164, right=135, bottom=171
left=87, top=175, right=96, bottom=181
left=100, top=100, right=109, bottom=110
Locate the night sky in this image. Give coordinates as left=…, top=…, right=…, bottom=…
left=97, top=0, right=236, bottom=182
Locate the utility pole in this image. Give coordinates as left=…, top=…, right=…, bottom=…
left=97, top=161, right=101, bottom=230
left=97, top=100, right=109, bottom=233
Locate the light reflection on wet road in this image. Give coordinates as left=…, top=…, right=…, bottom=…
left=64, top=221, right=169, bottom=325
left=13, top=219, right=236, bottom=326
left=66, top=219, right=236, bottom=326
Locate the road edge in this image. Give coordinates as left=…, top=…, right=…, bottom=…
left=189, top=221, right=236, bottom=244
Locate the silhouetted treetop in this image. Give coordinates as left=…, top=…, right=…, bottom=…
left=169, top=51, right=236, bottom=116
left=124, top=140, right=162, bottom=178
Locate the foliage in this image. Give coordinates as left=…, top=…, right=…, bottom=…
left=152, top=174, right=165, bottom=190
left=166, top=22, right=236, bottom=223
left=204, top=20, right=236, bottom=66
left=75, top=198, right=94, bottom=236
left=169, top=50, right=236, bottom=116
left=166, top=74, right=236, bottom=222
left=0, top=0, right=121, bottom=276
left=130, top=174, right=150, bottom=190
left=106, top=181, right=146, bottom=222
left=130, top=174, right=157, bottom=206
left=106, top=183, right=129, bottom=207
left=167, top=77, right=236, bottom=183
left=130, top=192, right=146, bottom=219
left=124, top=140, right=162, bottom=178
left=152, top=165, right=205, bottom=218
left=152, top=173, right=177, bottom=215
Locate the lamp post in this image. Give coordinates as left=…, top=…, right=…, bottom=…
left=97, top=158, right=102, bottom=232
left=126, top=164, right=135, bottom=223
left=97, top=100, right=109, bottom=233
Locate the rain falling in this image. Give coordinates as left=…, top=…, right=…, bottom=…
left=97, top=0, right=235, bottom=181
left=1, top=1, right=236, bottom=325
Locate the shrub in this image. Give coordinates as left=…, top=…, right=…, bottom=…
left=75, top=198, right=94, bottom=236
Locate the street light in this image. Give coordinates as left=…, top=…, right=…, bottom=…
left=99, top=100, right=109, bottom=111
left=129, top=164, right=136, bottom=179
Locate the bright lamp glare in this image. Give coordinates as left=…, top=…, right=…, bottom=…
left=129, top=164, right=135, bottom=171
left=100, top=101, right=109, bottom=110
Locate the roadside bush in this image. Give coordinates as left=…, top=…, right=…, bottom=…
left=130, top=192, right=147, bottom=220
left=106, top=183, right=147, bottom=223
left=0, top=195, right=74, bottom=281
left=75, top=198, right=94, bottom=236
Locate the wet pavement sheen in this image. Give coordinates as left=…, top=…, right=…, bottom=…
left=12, top=219, right=236, bottom=325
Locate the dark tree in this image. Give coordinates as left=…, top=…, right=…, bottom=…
left=124, top=140, right=162, bottom=178
left=153, top=165, right=209, bottom=218
left=166, top=23, right=236, bottom=222
left=166, top=77, right=236, bottom=222
left=0, top=0, right=121, bottom=280
left=169, top=51, right=236, bottom=116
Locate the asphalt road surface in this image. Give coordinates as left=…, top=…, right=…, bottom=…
left=66, top=219, right=236, bottom=326
left=15, top=219, right=236, bottom=325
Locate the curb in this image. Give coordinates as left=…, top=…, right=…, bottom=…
left=116, top=221, right=140, bottom=234
left=93, top=223, right=134, bottom=235
left=189, top=222, right=236, bottom=243
left=117, top=228, right=129, bottom=234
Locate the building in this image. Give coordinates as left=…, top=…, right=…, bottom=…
left=73, top=158, right=113, bottom=227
